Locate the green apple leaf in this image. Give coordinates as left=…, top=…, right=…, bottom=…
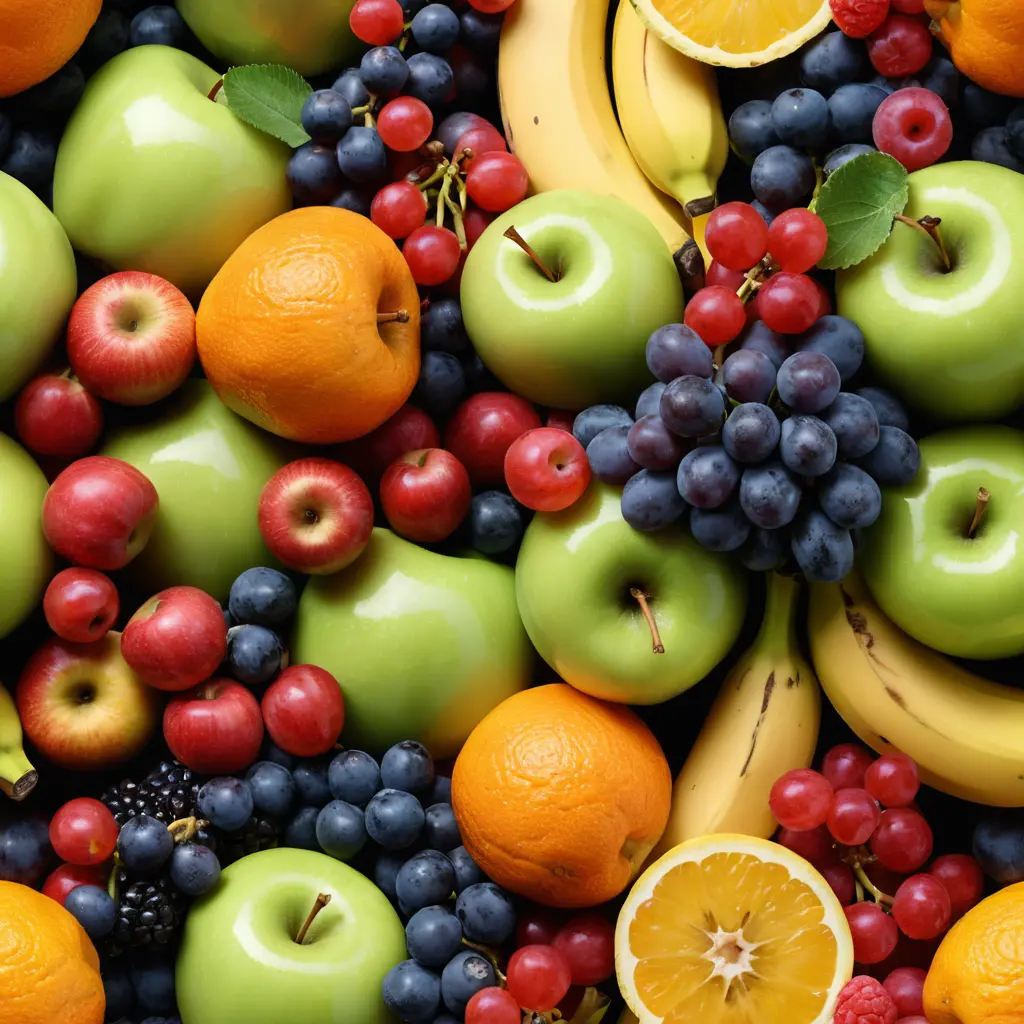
left=222, top=64, right=313, bottom=148
left=815, top=152, right=910, bottom=270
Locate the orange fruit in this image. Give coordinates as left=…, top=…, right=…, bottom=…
left=0, top=0, right=102, bottom=98
left=196, top=207, right=420, bottom=444
left=451, top=683, right=672, bottom=908
left=926, top=0, right=1024, bottom=98
left=0, top=880, right=104, bottom=1024
left=923, top=880, right=1024, bottom=1024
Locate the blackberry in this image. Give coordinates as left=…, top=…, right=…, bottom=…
left=103, top=761, right=200, bottom=827
left=106, top=873, right=186, bottom=957
left=213, top=813, right=283, bottom=866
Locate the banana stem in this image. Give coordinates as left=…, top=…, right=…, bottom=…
left=755, top=573, right=802, bottom=654
left=630, top=588, right=665, bottom=654
left=968, top=487, right=990, bottom=538
left=295, top=893, right=331, bottom=944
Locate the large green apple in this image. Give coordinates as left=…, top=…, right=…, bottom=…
left=836, top=161, right=1024, bottom=421
left=292, top=529, right=532, bottom=757
left=859, top=426, right=1024, bottom=659
left=101, top=381, right=290, bottom=603
left=177, top=0, right=360, bottom=77
left=0, top=433, right=52, bottom=640
left=515, top=483, right=747, bottom=703
left=53, top=46, right=291, bottom=299
left=176, top=847, right=405, bottom=1024
left=460, top=190, right=685, bottom=409
left=0, top=173, right=77, bottom=401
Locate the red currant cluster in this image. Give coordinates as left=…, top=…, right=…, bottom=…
left=771, top=745, right=985, bottom=968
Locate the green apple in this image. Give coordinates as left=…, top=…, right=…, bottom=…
left=101, top=381, right=290, bottom=603
left=836, top=161, right=1024, bottom=421
left=0, top=433, right=52, bottom=641
left=53, top=45, right=291, bottom=299
left=292, top=529, right=532, bottom=757
left=515, top=483, right=747, bottom=703
left=460, top=189, right=686, bottom=409
left=176, top=847, right=405, bottom=1024
left=0, top=172, right=77, bottom=401
left=858, top=426, right=1024, bottom=659
left=177, top=0, right=360, bottom=77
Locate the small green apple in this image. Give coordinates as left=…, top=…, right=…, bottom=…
left=176, top=847, right=405, bottom=1024
left=0, top=172, right=77, bottom=401
left=292, top=529, right=532, bottom=757
left=515, top=483, right=748, bottom=703
left=858, top=425, right=1024, bottom=659
left=836, top=161, right=1024, bottom=421
left=101, top=381, right=290, bottom=603
left=53, top=45, right=291, bottom=299
left=460, top=189, right=686, bottom=409
left=177, top=0, right=360, bottom=77
left=0, top=433, right=53, bottom=641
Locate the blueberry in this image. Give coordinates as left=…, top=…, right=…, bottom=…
left=401, top=0, right=427, bottom=12
left=18, top=63, right=85, bottom=122
left=799, top=31, right=865, bottom=94
left=332, top=69, right=371, bottom=108
left=922, top=56, right=961, bottom=110
left=197, top=778, right=254, bottom=832
left=469, top=491, right=523, bottom=555
left=246, top=761, right=297, bottom=818
left=130, top=6, right=187, bottom=46
left=405, top=905, right=464, bottom=968
left=365, top=789, right=425, bottom=850
left=229, top=568, right=297, bottom=628
left=383, top=960, right=442, bottom=1022
left=331, top=186, right=373, bottom=217
left=117, top=814, right=173, bottom=875
left=396, top=850, right=456, bottom=913
left=573, top=404, right=634, bottom=448
left=828, top=84, right=888, bottom=144
left=0, top=814, right=51, bottom=885
left=430, top=775, right=452, bottom=805
left=405, top=53, right=454, bottom=107
left=412, top=4, right=461, bottom=53
left=422, top=803, right=461, bottom=852
left=1007, top=105, right=1024, bottom=161
left=292, top=760, right=332, bottom=808
left=169, top=843, right=222, bottom=896
left=448, top=845, right=485, bottom=893
left=440, top=950, right=496, bottom=1015
left=65, top=885, right=117, bottom=939
left=381, top=741, right=435, bottom=794
left=463, top=351, right=504, bottom=394
left=288, top=142, right=345, bottom=204
left=0, top=110, right=10, bottom=162
left=635, top=381, right=667, bottom=419
left=963, top=83, right=1015, bottom=127
left=104, top=969, right=136, bottom=1022
left=328, top=750, right=382, bottom=807
left=359, top=47, right=409, bottom=95
left=972, top=127, right=1024, bottom=172
left=261, top=738, right=295, bottom=770
left=0, top=130, right=56, bottom=193
left=301, top=89, right=354, bottom=141
left=131, top=960, right=177, bottom=1016
left=283, top=806, right=320, bottom=850
left=336, top=126, right=388, bottom=184
left=460, top=9, right=503, bottom=53
left=455, top=882, right=515, bottom=945
left=771, top=88, right=830, bottom=150
left=226, top=624, right=284, bottom=687
left=413, top=351, right=465, bottom=418
left=422, top=297, right=469, bottom=354
left=374, top=850, right=406, bottom=901
left=316, top=800, right=368, bottom=861
left=750, top=145, right=816, bottom=212
left=727, top=100, right=780, bottom=161
left=974, top=810, right=1024, bottom=885
left=823, top=143, right=876, bottom=178
left=78, top=9, right=130, bottom=70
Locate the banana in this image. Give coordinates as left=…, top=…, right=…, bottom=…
left=498, top=0, right=692, bottom=254
left=809, top=572, right=1024, bottom=808
left=650, top=573, right=820, bottom=861
left=0, top=682, right=36, bottom=802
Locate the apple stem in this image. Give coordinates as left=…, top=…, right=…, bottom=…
left=503, top=226, right=558, bottom=282
left=207, top=78, right=224, bottom=103
left=630, top=588, right=665, bottom=654
left=377, top=310, right=410, bottom=324
left=968, top=487, right=990, bottom=538
left=295, top=893, right=332, bottom=944
left=895, top=214, right=952, bottom=272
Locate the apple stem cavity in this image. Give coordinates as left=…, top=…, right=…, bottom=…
left=377, top=310, right=410, bottom=324
left=207, top=78, right=224, bottom=103
left=968, top=486, right=990, bottom=538
left=630, top=588, right=665, bottom=654
left=895, top=214, right=952, bottom=273
left=295, top=893, right=332, bottom=944
left=504, top=226, right=559, bottom=283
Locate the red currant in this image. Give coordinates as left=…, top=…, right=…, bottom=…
left=516, top=906, right=563, bottom=948
left=821, top=861, right=856, bottom=905
left=552, top=914, right=615, bottom=987
left=371, top=181, right=428, bottom=240
left=506, top=945, right=572, bottom=1013
left=465, top=151, right=529, bottom=212
left=43, top=567, right=119, bottom=644
left=705, top=202, right=769, bottom=272
left=683, top=286, right=747, bottom=347
left=349, top=0, right=405, bottom=46
left=845, top=901, right=899, bottom=963
left=892, top=873, right=951, bottom=940
left=465, top=987, right=520, bottom=1024
left=872, top=88, right=953, bottom=172
left=757, top=272, right=820, bottom=334
left=463, top=206, right=493, bottom=249
left=870, top=808, right=933, bottom=873
left=504, top=428, right=590, bottom=513
left=883, top=966, right=926, bottom=1017
left=403, top=226, right=462, bottom=286
left=829, top=0, right=890, bottom=39
left=769, top=769, right=834, bottom=831
left=891, top=0, right=925, bottom=10
left=776, top=824, right=836, bottom=866
left=767, top=209, right=829, bottom=274
left=865, top=753, right=920, bottom=808
left=705, top=261, right=746, bottom=292
left=469, top=0, right=517, bottom=11
left=822, top=744, right=875, bottom=791
left=49, top=798, right=119, bottom=866
left=867, top=14, right=933, bottom=77
left=455, top=125, right=507, bottom=167
left=827, top=788, right=882, bottom=847
left=929, top=854, right=985, bottom=917
left=377, top=97, right=434, bottom=152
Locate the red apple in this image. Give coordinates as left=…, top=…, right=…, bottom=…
left=260, top=664, right=345, bottom=757
left=16, top=632, right=162, bottom=770
left=121, top=586, right=227, bottom=691
left=42, top=456, right=159, bottom=570
left=258, top=458, right=374, bottom=575
left=67, top=270, right=197, bottom=406
left=42, top=862, right=110, bottom=907
left=43, top=567, right=120, bottom=644
left=379, top=448, right=472, bottom=543
left=14, top=372, right=104, bottom=458
left=163, top=678, right=264, bottom=774
left=333, top=404, right=440, bottom=487
left=443, top=392, right=542, bottom=486
left=504, top=427, right=591, bottom=512
left=545, top=410, right=577, bottom=434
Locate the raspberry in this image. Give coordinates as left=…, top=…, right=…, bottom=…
left=834, top=976, right=899, bottom=1024
left=829, top=0, right=890, bottom=39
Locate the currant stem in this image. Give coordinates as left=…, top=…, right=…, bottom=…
left=630, top=588, right=665, bottom=654
left=895, top=214, right=952, bottom=272
left=969, top=487, right=990, bottom=538
left=503, top=226, right=557, bottom=282
left=295, top=893, right=331, bottom=944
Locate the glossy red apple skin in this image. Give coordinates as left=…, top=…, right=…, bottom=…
left=43, top=567, right=120, bottom=644
left=164, top=678, right=264, bottom=774
left=42, top=862, right=110, bottom=907
left=16, top=632, right=162, bottom=770
left=379, top=448, right=472, bottom=543
left=121, top=586, right=227, bottom=691
left=260, top=664, right=345, bottom=757
left=333, top=404, right=440, bottom=487
left=42, top=456, right=159, bottom=570
left=258, top=458, right=374, bottom=575
left=14, top=373, right=104, bottom=458
left=444, top=392, right=542, bottom=486
left=67, top=271, right=197, bottom=406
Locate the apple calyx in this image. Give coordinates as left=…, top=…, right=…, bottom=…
left=630, top=588, right=665, bottom=655
left=295, top=892, right=331, bottom=944
left=503, top=226, right=559, bottom=283
left=895, top=214, right=951, bottom=273
left=377, top=310, right=411, bottom=324
left=968, top=486, right=990, bottom=538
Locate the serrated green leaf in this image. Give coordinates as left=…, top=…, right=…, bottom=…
left=815, top=152, right=909, bottom=270
left=222, top=64, right=313, bottom=147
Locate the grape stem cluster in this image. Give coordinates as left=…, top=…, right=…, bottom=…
left=411, top=143, right=473, bottom=249
left=842, top=847, right=895, bottom=908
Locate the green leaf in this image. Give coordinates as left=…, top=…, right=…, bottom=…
left=222, top=64, right=313, bottom=147
left=815, top=152, right=910, bottom=270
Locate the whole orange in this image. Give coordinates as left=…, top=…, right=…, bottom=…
left=0, top=880, right=104, bottom=1024
left=452, top=683, right=672, bottom=908
left=0, top=0, right=101, bottom=98
left=196, top=207, right=420, bottom=444
left=926, top=0, right=1024, bottom=97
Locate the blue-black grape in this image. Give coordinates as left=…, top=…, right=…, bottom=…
left=337, top=126, right=388, bottom=184
left=739, top=462, right=802, bottom=529
left=646, top=324, right=714, bottom=382
left=169, top=843, right=222, bottom=897
left=411, top=4, right=460, bottom=52
left=226, top=623, right=284, bottom=687
left=751, top=200, right=775, bottom=227
left=430, top=775, right=451, bottom=805
left=676, top=446, right=740, bottom=509
left=823, top=143, right=876, bottom=178
left=103, top=970, right=134, bottom=1023
left=828, top=84, right=888, bottom=144
left=229, top=567, right=297, bottom=628
left=301, top=89, right=354, bottom=140
left=374, top=850, right=406, bottom=900
left=722, top=403, right=781, bottom=464
left=293, top=760, right=332, bottom=807
left=405, top=53, right=454, bottom=107
left=396, top=850, right=456, bottom=913
left=65, top=885, right=117, bottom=939
left=413, top=351, right=465, bottom=418
left=469, top=492, right=523, bottom=555
left=689, top=501, right=750, bottom=553
left=660, top=375, right=725, bottom=438
left=117, top=814, right=173, bottom=875
left=922, top=57, right=960, bottom=109
left=771, top=88, right=830, bottom=150
left=587, top=426, right=641, bottom=485
left=799, top=30, right=865, bottom=94
left=780, top=415, right=837, bottom=478
left=821, top=392, right=880, bottom=459
left=328, top=750, right=381, bottom=807
left=777, top=351, right=841, bottom=413
left=621, top=469, right=687, bottom=532
left=331, top=186, right=373, bottom=217
left=750, top=145, right=816, bottom=212
left=974, top=811, right=1024, bottom=885
left=333, top=69, right=371, bottom=108
left=856, top=386, right=909, bottom=431
left=627, top=415, right=688, bottom=471
left=739, top=320, right=789, bottom=368
left=316, top=801, right=368, bottom=861
left=365, top=789, right=425, bottom=850
left=0, top=111, right=11, bottom=163
left=440, top=951, right=497, bottom=1015
left=383, top=960, right=442, bottom=1022
left=635, top=381, right=667, bottom=419
left=728, top=100, right=780, bottom=161
left=573, top=404, right=634, bottom=448
left=422, top=803, right=461, bottom=852
left=448, top=845, right=485, bottom=893
left=740, top=527, right=790, bottom=572
left=406, top=906, right=464, bottom=968
left=455, top=882, right=516, bottom=945
left=460, top=9, right=503, bottom=53
left=0, top=130, right=56, bottom=193
left=18, top=62, right=85, bottom=122
left=963, top=83, right=1016, bottom=127
left=795, top=316, right=864, bottom=382
left=422, top=297, right=469, bottom=354
left=246, top=760, right=297, bottom=819
left=1007, top=106, right=1024, bottom=161
left=131, top=960, right=177, bottom=1016
left=790, top=507, right=854, bottom=583
left=381, top=741, right=435, bottom=795
left=972, top=127, right=1024, bottom=171
left=818, top=463, right=882, bottom=529
left=359, top=46, right=409, bottom=94
left=721, top=349, right=777, bottom=404
left=283, top=807, right=320, bottom=850
left=130, top=5, right=187, bottom=46
left=0, top=815, right=52, bottom=885
left=856, top=425, right=920, bottom=486
left=197, top=778, right=254, bottom=832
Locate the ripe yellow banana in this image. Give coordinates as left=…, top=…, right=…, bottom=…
left=809, top=572, right=1024, bottom=807
left=650, top=573, right=820, bottom=861
left=498, top=0, right=692, bottom=254
left=0, top=682, right=37, bottom=801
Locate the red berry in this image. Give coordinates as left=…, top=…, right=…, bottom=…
left=465, top=987, right=520, bottom=1024
left=506, top=945, right=572, bottom=1013
left=890, top=0, right=925, bottom=10
left=455, top=125, right=507, bottom=167
left=769, top=769, right=834, bottom=831
left=444, top=392, right=542, bottom=487
left=822, top=744, right=875, bottom=791
left=552, top=914, right=615, bottom=986
left=705, top=261, right=746, bottom=291
left=776, top=824, right=836, bottom=866
left=870, top=808, right=933, bottom=873
left=349, top=0, right=405, bottom=45
left=465, top=151, right=529, bottom=212
left=469, top=0, right=516, bottom=10
left=892, top=873, right=951, bottom=940
left=865, top=753, right=920, bottom=808
left=867, top=14, right=933, bottom=77
left=504, top=427, right=590, bottom=512
left=872, top=88, right=953, bottom=172
left=377, top=97, right=434, bottom=152
left=767, top=208, right=829, bottom=274
left=844, top=904, right=900, bottom=965
left=929, top=854, right=985, bottom=917
left=883, top=966, right=926, bottom=1018
left=516, top=906, right=563, bottom=948
left=15, top=373, right=104, bottom=459
left=463, top=206, right=493, bottom=249
left=42, top=862, right=110, bottom=906
left=403, top=226, right=462, bottom=286
left=705, top=202, right=769, bottom=272
left=829, top=0, right=891, bottom=39
left=827, top=788, right=882, bottom=847
left=371, top=181, right=428, bottom=239
left=49, top=798, right=119, bottom=866
left=757, top=272, right=820, bottom=335
left=43, top=567, right=119, bottom=644
left=821, top=861, right=856, bottom=905
left=683, top=286, right=747, bottom=347
left=834, top=975, right=899, bottom=1024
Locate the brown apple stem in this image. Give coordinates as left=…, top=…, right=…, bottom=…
left=895, top=214, right=951, bottom=272
left=968, top=487, right=990, bottom=538
left=503, top=226, right=558, bottom=282
left=295, top=893, right=331, bottom=944
left=377, top=310, right=410, bottom=324
left=630, top=588, right=665, bottom=654
left=207, top=78, right=224, bottom=102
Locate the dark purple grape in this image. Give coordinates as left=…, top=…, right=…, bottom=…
left=819, top=463, right=882, bottom=529
left=621, top=470, right=687, bottom=532
left=776, top=351, right=841, bottom=413
left=740, top=527, right=790, bottom=571
left=779, top=415, right=837, bottom=478
left=645, top=324, right=714, bottom=383
left=791, top=507, right=854, bottom=582
left=572, top=405, right=634, bottom=449
left=659, top=376, right=726, bottom=438
left=627, top=415, right=689, bottom=471
left=722, top=403, right=781, bottom=464
left=739, top=321, right=790, bottom=369
left=586, top=426, right=641, bottom=485
left=721, top=348, right=777, bottom=404
left=856, top=386, right=910, bottom=432
left=676, top=446, right=740, bottom=509
left=635, top=381, right=667, bottom=419
left=795, top=316, right=864, bottom=381
left=739, top=462, right=802, bottom=529
left=689, top=501, right=750, bottom=552
left=856, top=426, right=920, bottom=486
left=821, top=392, right=880, bottom=459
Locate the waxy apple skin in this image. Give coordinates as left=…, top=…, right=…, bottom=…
left=836, top=162, right=1024, bottom=421
left=176, top=847, right=405, bottom=1024
left=515, top=483, right=748, bottom=704
left=859, top=426, right=1024, bottom=659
